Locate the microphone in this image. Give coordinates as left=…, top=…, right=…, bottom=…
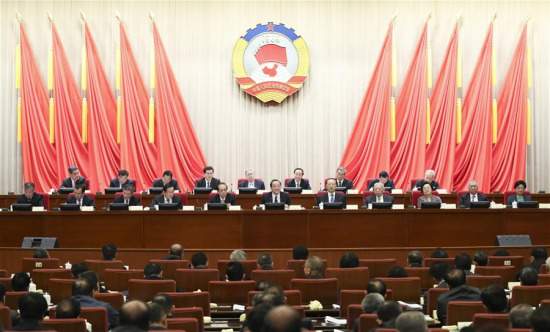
left=319, top=182, right=322, bottom=192
left=230, top=183, right=233, bottom=192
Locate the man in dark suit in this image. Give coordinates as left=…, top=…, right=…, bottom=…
left=459, top=180, right=488, bottom=208
left=437, top=269, right=481, bottom=324
left=195, top=166, right=220, bottom=190
left=261, top=179, right=291, bottom=206
left=286, top=168, right=311, bottom=189
left=112, top=184, right=141, bottom=206
left=364, top=183, right=395, bottom=205
left=109, top=169, right=135, bottom=188
left=152, top=170, right=180, bottom=191
left=150, top=183, right=183, bottom=210
left=66, top=184, right=95, bottom=208
left=414, top=170, right=439, bottom=190
left=209, top=182, right=237, bottom=205
left=335, top=166, right=354, bottom=190
left=238, top=168, right=265, bottom=190
left=15, top=182, right=44, bottom=207
left=317, top=178, right=346, bottom=208
left=11, top=292, right=50, bottom=331
left=367, top=171, right=395, bottom=191
left=161, top=244, right=184, bottom=260
left=60, top=165, right=87, bottom=190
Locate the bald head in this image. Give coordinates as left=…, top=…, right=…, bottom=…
left=396, top=311, right=427, bottom=332
left=169, top=244, right=184, bottom=259
left=119, top=300, right=149, bottom=330
left=263, top=305, right=301, bottom=332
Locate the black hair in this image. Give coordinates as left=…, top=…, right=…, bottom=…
left=56, top=298, right=81, bottom=318
left=531, top=247, right=548, bottom=260
left=32, top=248, right=49, bottom=258
left=339, top=252, right=359, bottom=268
left=144, top=262, right=162, bottom=277
left=530, top=306, right=550, bottom=332
left=430, top=247, right=449, bottom=258
left=387, top=265, right=408, bottom=278
left=118, top=169, right=129, bottom=177
left=292, top=245, right=309, bottom=260
left=102, top=243, right=117, bottom=260
left=376, top=301, right=402, bottom=322
left=226, top=261, right=245, bottom=281
left=407, top=251, right=424, bottom=265
left=72, top=278, right=93, bottom=296
left=366, top=279, right=387, bottom=296
left=12, top=272, right=31, bottom=291
left=203, top=166, right=214, bottom=173
left=80, top=271, right=100, bottom=291
left=493, top=249, right=510, bottom=256
left=454, top=253, right=473, bottom=271
left=473, top=251, right=489, bottom=266
left=379, top=171, right=389, bottom=178
left=147, top=302, right=166, bottom=325
left=257, top=253, right=273, bottom=268
left=514, top=180, right=527, bottom=189
left=520, top=267, right=539, bottom=286
left=480, top=284, right=507, bottom=313
left=191, top=252, right=208, bottom=267
left=270, top=179, right=281, bottom=188
left=162, top=170, right=173, bottom=178
left=444, top=269, right=467, bottom=289
left=71, top=262, right=89, bottom=278
left=162, top=182, right=175, bottom=193
left=293, top=168, right=304, bottom=174
left=18, top=292, right=48, bottom=320
left=429, top=262, right=451, bottom=282
left=152, top=293, right=173, bottom=315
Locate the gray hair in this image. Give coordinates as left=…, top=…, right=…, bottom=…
left=23, top=182, right=35, bottom=191
left=468, top=180, right=478, bottom=186
left=425, top=170, right=435, bottom=177
left=509, top=303, right=534, bottom=328
left=305, top=256, right=324, bottom=273
left=230, top=249, right=247, bottom=261
left=361, top=293, right=384, bottom=314
left=396, top=311, right=428, bottom=332
left=245, top=169, right=255, bottom=176
left=336, top=167, right=347, bottom=174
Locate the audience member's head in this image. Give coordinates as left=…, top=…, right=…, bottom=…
left=230, top=249, right=247, bottom=261
left=32, top=248, right=49, bottom=259
left=454, top=253, right=473, bottom=271
left=444, top=269, right=467, bottom=289
left=473, top=251, right=489, bottom=266
left=304, top=256, right=324, bottom=277
left=509, top=303, right=534, bottom=328
left=258, top=285, right=285, bottom=307
left=18, top=292, right=48, bottom=321
left=292, top=245, right=309, bottom=260
left=152, top=293, right=174, bottom=317
left=168, top=244, right=184, bottom=259
left=531, top=247, right=548, bottom=262
left=430, top=247, right=449, bottom=258
left=56, top=298, right=81, bottom=319
left=520, top=267, right=539, bottom=286
left=148, top=302, right=167, bottom=329
left=144, top=262, right=163, bottom=278
left=226, top=261, right=245, bottom=281
left=191, top=251, right=208, bottom=268
left=80, top=271, right=100, bottom=292
left=361, top=293, right=384, bottom=314
left=530, top=306, right=550, bottom=332
left=72, top=278, right=93, bottom=297
left=257, top=253, right=274, bottom=270
left=244, top=303, right=273, bottom=332
left=407, top=251, right=423, bottom=267
left=480, top=285, right=507, bottom=313
left=376, top=301, right=402, bottom=323
left=387, top=265, right=408, bottom=278
left=263, top=305, right=302, bottom=332
left=396, top=311, right=428, bottom=332
left=366, top=279, right=387, bottom=297
left=119, top=300, right=150, bottom=330
left=12, top=272, right=31, bottom=292
left=429, top=261, right=451, bottom=283
left=102, top=243, right=117, bottom=260
left=339, top=252, right=359, bottom=268
left=254, top=280, right=273, bottom=292
left=492, top=249, right=510, bottom=256
left=71, top=262, right=89, bottom=278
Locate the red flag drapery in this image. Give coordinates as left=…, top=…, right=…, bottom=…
left=390, top=23, right=428, bottom=190
left=19, top=23, right=57, bottom=192
left=85, top=23, right=121, bottom=191
left=52, top=24, right=89, bottom=186
left=153, top=22, right=207, bottom=191
left=119, top=23, right=158, bottom=191
left=453, top=24, right=494, bottom=192
left=425, top=23, right=458, bottom=191
left=490, top=24, right=527, bottom=192
left=339, top=23, right=393, bottom=190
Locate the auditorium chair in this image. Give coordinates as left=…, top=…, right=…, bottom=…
left=508, top=329, right=535, bottom=332
left=539, top=274, right=550, bottom=285
left=541, top=264, right=547, bottom=274
left=446, top=301, right=486, bottom=325
left=504, top=190, right=531, bottom=205
left=165, top=291, right=211, bottom=315
left=172, top=307, right=204, bottom=332
left=84, top=260, right=125, bottom=281
left=31, top=268, right=72, bottom=292
left=474, top=266, right=516, bottom=287
left=4, top=291, right=27, bottom=309
left=208, top=280, right=255, bottom=304
left=43, top=318, right=87, bottom=332
left=487, top=255, right=525, bottom=271
left=0, top=305, right=12, bottom=328
left=166, top=317, right=199, bottom=332
left=412, top=190, right=439, bottom=207
left=174, top=192, right=188, bottom=205
left=94, top=292, right=124, bottom=311
left=472, top=313, right=509, bottom=329
left=128, top=279, right=176, bottom=302
left=541, top=299, right=550, bottom=307
left=49, top=278, right=75, bottom=303
left=51, top=306, right=108, bottom=332
left=362, top=190, right=391, bottom=203
left=175, top=268, right=219, bottom=292
left=426, top=288, right=448, bottom=318
left=511, top=285, right=550, bottom=307
left=103, top=268, right=143, bottom=291
left=358, top=259, right=396, bottom=278
left=149, top=259, right=189, bottom=280
left=42, top=193, right=50, bottom=210
left=290, top=278, right=338, bottom=305
left=347, top=304, right=364, bottom=329
left=365, top=179, right=377, bottom=190
left=358, top=313, right=379, bottom=332
left=247, top=290, right=301, bottom=306
left=339, top=290, right=366, bottom=317
left=326, top=267, right=370, bottom=290
left=217, top=260, right=257, bottom=277
left=378, top=277, right=421, bottom=303
left=466, top=275, right=503, bottom=290
left=423, top=257, right=455, bottom=267
left=0, top=278, right=12, bottom=291
left=404, top=267, right=432, bottom=290
left=0, top=270, right=7, bottom=278
left=21, top=257, right=60, bottom=272
left=286, top=259, right=327, bottom=279
left=251, top=269, right=295, bottom=289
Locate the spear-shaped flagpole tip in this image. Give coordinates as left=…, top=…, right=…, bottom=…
left=80, top=10, right=87, bottom=23
left=491, top=11, right=497, bottom=22
left=115, top=9, right=122, bottom=22
left=525, top=13, right=531, bottom=23
left=425, top=11, right=432, bottom=22
left=391, top=10, right=397, bottom=22
left=456, top=10, right=462, bottom=22
left=47, top=11, right=54, bottom=23
left=15, top=10, right=22, bottom=22
left=149, top=10, right=155, bottom=22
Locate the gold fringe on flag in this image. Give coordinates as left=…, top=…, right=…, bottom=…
left=527, top=99, right=531, bottom=145
left=115, top=46, right=121, bottom=90
left=391, top=43, right=397, bottom=87
left=148, top=97, right=155, bottom=143
left=117, top=96, right=121, bottom=143
left=15, top=44, right=21, bottom=89
left=457, top=44, right=462, bottom=88
left=527, top=43, right=532, bottom=88
left=456, top=98, right=462, bottom=144
left=17, top=97, right=22, bottom=142
left=426, top=99, right=431, bottom=144
left=492, top=99, right=498, bottom=143
left=491, top=42, right=497, bottom=86
left=390, top=97, right=396, bottom=142
left=150, top=46, right=155, bottom=89
left=81, top=46, right=87, bottom=90
left=81, top=98, right=87, bottom=143
left=49, top=97, right=55, bottom=143
left=48, top=46, right=54, bottom=90
left=427, top=44, right=432, bottom=88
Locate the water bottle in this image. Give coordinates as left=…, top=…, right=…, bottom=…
left=512, top=201, right=517, bottom=208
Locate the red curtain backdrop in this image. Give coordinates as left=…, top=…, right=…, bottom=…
left=153, top=22, right=207, bottom=191
left=339, top=23, right=393, bottom=191
left=19, top=23, right=58, bottom=193
left=390, top=23, right=428, bottom=190
left=52, top=24, right=90, bottom=186
left=453, top=24, right=494, bottom=192
left=425, top=23, right=458, bottom=191
left=119, top=23, right=158, bottom=191
left=85, top=23, right=121, bottom=191
left=491, top=25, right=527, bottom=192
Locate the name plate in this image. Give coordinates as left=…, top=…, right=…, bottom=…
left=346, top=205, right=358, bottom=210
left=128, top=206, right=143, bottom=211
left=288, top=205, right=302, bottom=210
left=32, top=206, right=44, bottom=212
left=81, top=206, right=94, bottom=212
left=228, top=205, right=241, bottom=211
left=302, top=189, right=313, bottom=194
left=540, top=203, right=550, bottom=209
left=257, top=190, right=267, bottom=195
left=347, top=189, right=359, bottom=194
left=443, top=203, right=456, bottom=209
left=181, top=206, right=194, bottom=211
left=392, top=204, right=405, bottom=210
left=437, top=189, right=448, bottom=194
left=391, top=189, right=403, bottom=194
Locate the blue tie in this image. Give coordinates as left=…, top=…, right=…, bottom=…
left=330, top=194, right=334, bottom=203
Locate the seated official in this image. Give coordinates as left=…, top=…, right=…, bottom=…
left=153, top=170, right=180, bottom=191
left=150, top=183, right=183, bottom=209
left=238, top=168, right=265, bottom=190
left=507, top=180, right=532, bottom=207
left=195, top=165, right=221, bottom=190
left=365, top=182, right=395, bottom=204
left=113, top=184, right=141, bottom=206
left=109, top=169, right=135, bottom=188
left=417, top=181, right=441, bottom=208
left=261, top=179, right=291, bottom=206
left=414, top=169, right=439, bottom=191
left=317, top=178, right=347, bottom=207
left=367, top=171, right=395, bottom=191
left=60, top=165, right=87, bottom=190
left=334, top=166, right=354, bottom=190
left=66, top=184, right=95, bottom=208
left=209, top=182, right=237, bottom=205
left=286, top=168, right=311, bottom=189
left=459, top=180, right=488, bottom=208
left=15, top=182, right=44, bottom=207
left=304, top=256, right=324, bottom=279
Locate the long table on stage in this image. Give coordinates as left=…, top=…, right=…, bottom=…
left=0, top=209, right=548, bottom=249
